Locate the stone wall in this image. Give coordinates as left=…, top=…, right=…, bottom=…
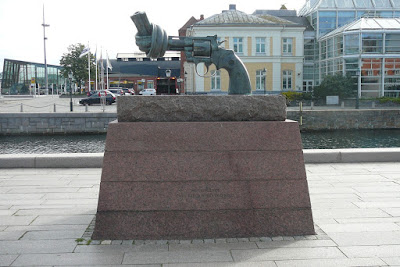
left=287, top=109, right=400, bottom=131
left=1, top=109, right=400, bottom=134
left=0, top=113, right=117, bottom=135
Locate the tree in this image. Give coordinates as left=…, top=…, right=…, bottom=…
left=59, top=43, right=96, bottom=90
left=313, top=74, right=357, bottom=101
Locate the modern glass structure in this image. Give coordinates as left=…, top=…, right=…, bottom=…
left=298, top=0, right=400, bottom=97
left=319, top=18, right=400, bottom=97
left=1, top=59, right=64, bottom=95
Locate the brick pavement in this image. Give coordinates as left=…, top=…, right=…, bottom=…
left=0, top=163, right=400, bottom=266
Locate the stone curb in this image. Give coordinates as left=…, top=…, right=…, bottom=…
left=0, top=148, right=399, bottom=168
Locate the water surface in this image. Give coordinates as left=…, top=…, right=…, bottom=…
left=0, top=129, right=399, bottom=154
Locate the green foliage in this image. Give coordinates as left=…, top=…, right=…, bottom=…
left=59, top=43, right=96, bottom=88
left=20, top=84, right=29, bottom=94
left=282, top=91, right=313, bottom=103
left=377, top=97, right=400, bottom=104
left=282, top=91, right=303, bottom=102
left=313, top=74, right=356, bottom=100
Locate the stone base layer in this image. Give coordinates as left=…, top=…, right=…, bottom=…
left=93, top=120, right=315, bottom=240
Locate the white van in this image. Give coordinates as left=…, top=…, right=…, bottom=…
left=139, top=89, right=156, bottom=95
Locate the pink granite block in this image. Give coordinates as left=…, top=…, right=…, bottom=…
left=105, top=121, right=303, bottom=152
left=97, top=179, right=311, bottom=211
left=101, top=150, right=306, bottom=182
left=94, top=120, right=315, bottom=240
left=92, top=209, right=314, bottom=240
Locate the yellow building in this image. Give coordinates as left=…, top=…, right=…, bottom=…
left=184, top=5, right=306, bottom=94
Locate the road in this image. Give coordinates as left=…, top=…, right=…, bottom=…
left=0, top=95, right=399, bottom=113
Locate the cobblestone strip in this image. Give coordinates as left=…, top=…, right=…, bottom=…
left=77, top=216, right=331, bottom=246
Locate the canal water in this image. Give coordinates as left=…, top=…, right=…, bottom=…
left=0, top=129, right=399, bottom=154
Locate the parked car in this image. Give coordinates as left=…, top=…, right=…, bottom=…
left=122, top=88, right=135, bottom=95
left=139, top=88, right=156, bottom=95
left=108, top=88, right=124, bottom=96
left=79, top=91, right=116, bottom=105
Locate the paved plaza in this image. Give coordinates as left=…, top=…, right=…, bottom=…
left=0, top=96, right=117, bottom=113
left=0, top=162, right=400, bottom=266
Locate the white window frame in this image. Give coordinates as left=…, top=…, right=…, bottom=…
left=233, top=37, right=243, bottom=53
left=256, top=37, right=266, bottom=54
left=282, top=70, right=293, bottom=90
left=256, top=69, right=266, bottom=90
left=211, top=70, right=221, bottom=90
left=282, top=38, right=293, bottom=55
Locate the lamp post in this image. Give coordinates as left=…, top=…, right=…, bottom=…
left=166, top=69, right=171, bottom=94
left=42, top=5, right=50, bottom=95
left=68, top=71, right=73, bottom=112
left=262, top=68, right=267, bottom=95
left=356, top=68, right=361, bottom=109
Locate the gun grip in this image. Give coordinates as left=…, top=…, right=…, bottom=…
left=215, top=50, right=251, bottom=95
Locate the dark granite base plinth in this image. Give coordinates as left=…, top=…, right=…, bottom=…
left=93, top=120, right=315, bottom=240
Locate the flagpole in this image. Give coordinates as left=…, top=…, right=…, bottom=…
left=95, top=46, right=98, bottom=91
left=106, top=51, right=109, bottom=90
left=88, top=43, right=91, bottom=92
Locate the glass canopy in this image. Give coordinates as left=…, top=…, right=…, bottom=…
left=299, top=0, right=399, bottom=16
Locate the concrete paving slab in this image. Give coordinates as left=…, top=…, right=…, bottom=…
left=382, top=208, right=400, bottom=216
left=312, top=208, right=391, bottom=219
left=11, top=252, right=124, bottom=266
left=30, top=215, right=94, bottom=225
left=0, top=231, right=25, bottom=241
left=20, top=229, right=85, bottom=240
left=123, top=251, right=233, bottom=265
left=255, top=239, right=336, bottom=249
left=319, top=222, right=400, bottom=233
left=329, top=232, right=400, bottom=246
left=340, top=245, right=400, bottom=258
left=4, top=224, right=88, bottom=232
left=0, top=215, right=36, bottom=226
left=0, top=240, right=76, bottom=254
left=165, top=262, right=277, bottom=267
left=0, top=255, right=18, bottom=266
left=274, top=258, right=387, bottom=267
left=382, top=257, right=400, bottom=265
left=168, top=242, right=258, bottom=252
left=74, top=244, right=169, bottom=253
left=14, top=208, right=96, bottom=216
left=231, top=247, right=346, bottom=261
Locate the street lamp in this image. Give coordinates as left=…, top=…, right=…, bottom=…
left=261, top=68, right=267, bottom=95
left=356, top=68, right=361, bottom=109
left=166, top=69, right=171, bottom=94
left=68, top=70, right=73, bottom=112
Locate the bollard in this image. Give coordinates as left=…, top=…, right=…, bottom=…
left=85, top=104, right=88, bottom=112
left=299, top=101, right=303, bottom=126
left=341, top=101, right=345, bottom=109
left=20, top=103, right=23, bottom=112
left=372, top=102, right=375, bottom=109
left=54, top=103, right=56, bottom=113
left=310, top=101, right=314, bottom=110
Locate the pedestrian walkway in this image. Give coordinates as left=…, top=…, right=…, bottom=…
left=0, top=162, right=400, bottom=266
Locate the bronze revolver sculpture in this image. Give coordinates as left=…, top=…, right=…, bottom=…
left=131, top=12, right=251, bottom=95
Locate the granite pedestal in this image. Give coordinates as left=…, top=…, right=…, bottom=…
left=92, top=95, right=314, bottom=240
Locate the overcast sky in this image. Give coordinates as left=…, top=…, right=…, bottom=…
left=0, top=0, right=307, bottom=71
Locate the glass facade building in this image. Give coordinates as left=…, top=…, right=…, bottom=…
left=1, top=59, right=64, bottom=95
left=299, top=0, right=400, bottom=97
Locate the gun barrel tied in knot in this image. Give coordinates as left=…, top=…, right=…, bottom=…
left=131, top=11, right=252, bottom=95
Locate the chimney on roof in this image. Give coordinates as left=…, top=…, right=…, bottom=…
left=200, top=14, right=204, bottom=20
left=229, top=4, right=236, bottom=10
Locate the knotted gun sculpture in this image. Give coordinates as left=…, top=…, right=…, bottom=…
left=131, top=12, right=251, bottom=95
